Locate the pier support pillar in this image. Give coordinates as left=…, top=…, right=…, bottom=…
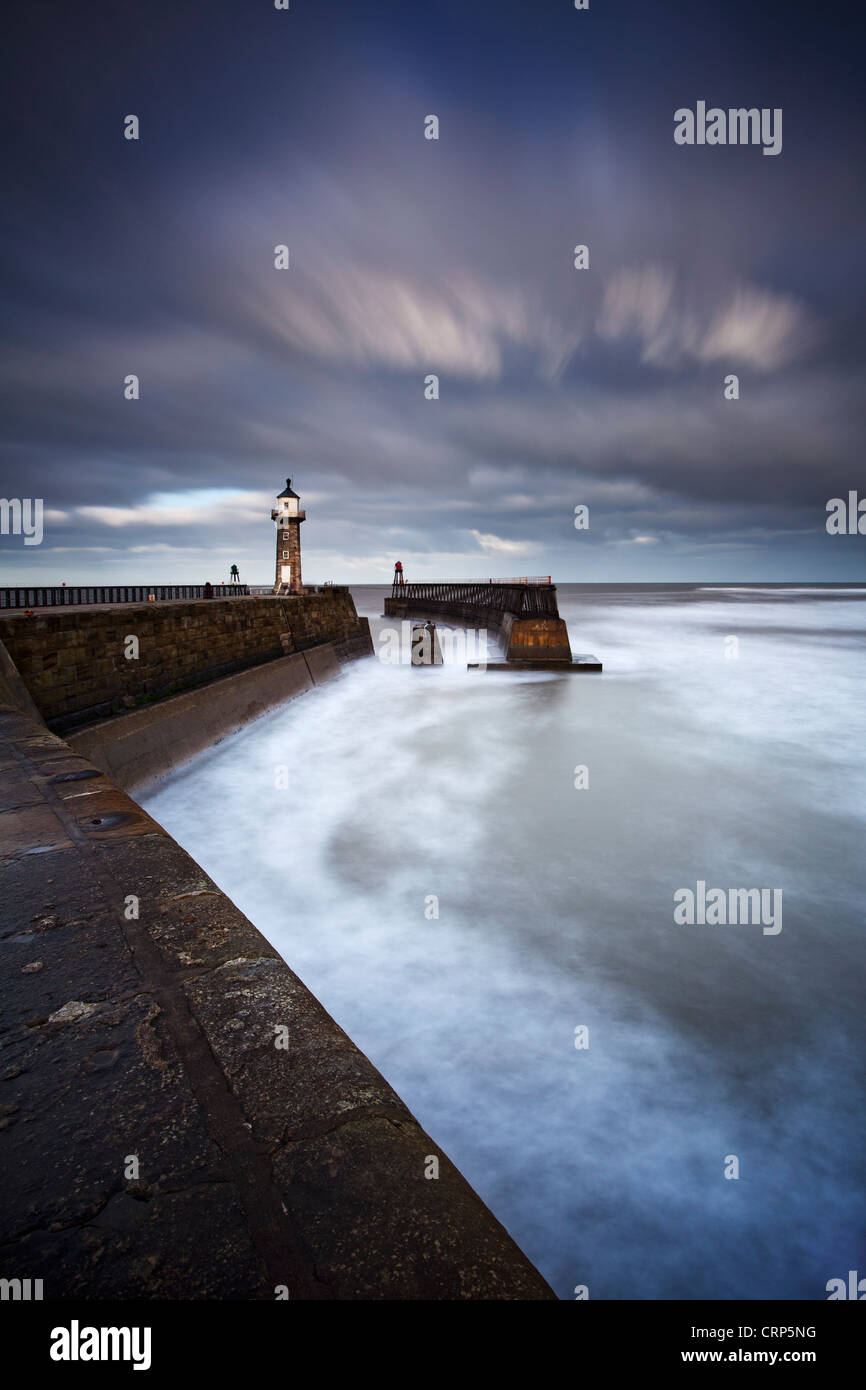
left=505, top=617, right=572, bottom=663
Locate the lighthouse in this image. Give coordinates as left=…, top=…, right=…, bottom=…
left=271, top=478, right=306, bottom=593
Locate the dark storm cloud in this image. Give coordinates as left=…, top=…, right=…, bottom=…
left=1, top=0, right=864, bottom=581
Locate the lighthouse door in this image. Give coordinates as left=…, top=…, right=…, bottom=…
left=280, top=564, right=292, bottom=584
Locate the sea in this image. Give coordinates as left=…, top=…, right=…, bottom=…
left=141, top=583, right=866, bottom=1300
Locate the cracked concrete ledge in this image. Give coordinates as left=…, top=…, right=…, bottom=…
left=0, top=703, right=555, bottom=1299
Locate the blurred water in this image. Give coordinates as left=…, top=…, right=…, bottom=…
left=141, top=584, right=866, bottom=1300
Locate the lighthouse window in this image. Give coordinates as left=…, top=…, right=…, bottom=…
left=282, top=551, right=289, bottom=559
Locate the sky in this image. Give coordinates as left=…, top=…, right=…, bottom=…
left=1, top=0, right=864, bottom=585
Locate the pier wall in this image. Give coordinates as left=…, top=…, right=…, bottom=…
left=66, top=643, right=347, bottom=793
left=0, top=591, right=369, bottom=734
left=384, top=597, right=573, bottom=663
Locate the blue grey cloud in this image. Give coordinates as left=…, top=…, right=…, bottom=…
left=1, top=0, right=863, bottom=582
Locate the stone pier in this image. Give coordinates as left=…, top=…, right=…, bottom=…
left=0, top=596, right=555, bottom=1300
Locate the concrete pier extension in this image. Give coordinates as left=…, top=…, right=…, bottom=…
left=386, top=581, right=601, bottom=670
left=500, top=614, right=573, bottom=663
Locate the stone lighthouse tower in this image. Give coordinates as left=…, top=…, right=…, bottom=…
left=271, top=478, right=306, bottom=593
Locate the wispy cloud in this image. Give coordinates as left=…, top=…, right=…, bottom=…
left=76, top=489, right=268, bottom=528
left=469, top=529, right=536, bottom=556
left=597, top=266, right=814, bottom=371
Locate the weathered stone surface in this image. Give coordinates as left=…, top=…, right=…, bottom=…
left=506, top=616, right=573, bottom=663
left=95, top=834, right=276, bottom=973
left=184, top=956, right=412, bottom=1145
left=272, top=1114, right=551, bottom=1300
left=0, top=801, right=72, bottom=857
left=9, top=1185, right=266, bottom=1300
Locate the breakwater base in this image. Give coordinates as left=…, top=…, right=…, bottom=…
left=0, top=590, right=554, bottom=1299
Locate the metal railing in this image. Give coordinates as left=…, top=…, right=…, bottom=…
left=389, top=580, right=559, bottom=618
left=0, top=584, right=251, bottom=609
left=394, top=576, right=552, bottom=586
left=247, top=584, right=346, bottom=596
left=484, top=576, right=552, bottom=585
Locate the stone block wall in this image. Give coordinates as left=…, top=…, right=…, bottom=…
left=0, top=591, right=369, bottom=732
